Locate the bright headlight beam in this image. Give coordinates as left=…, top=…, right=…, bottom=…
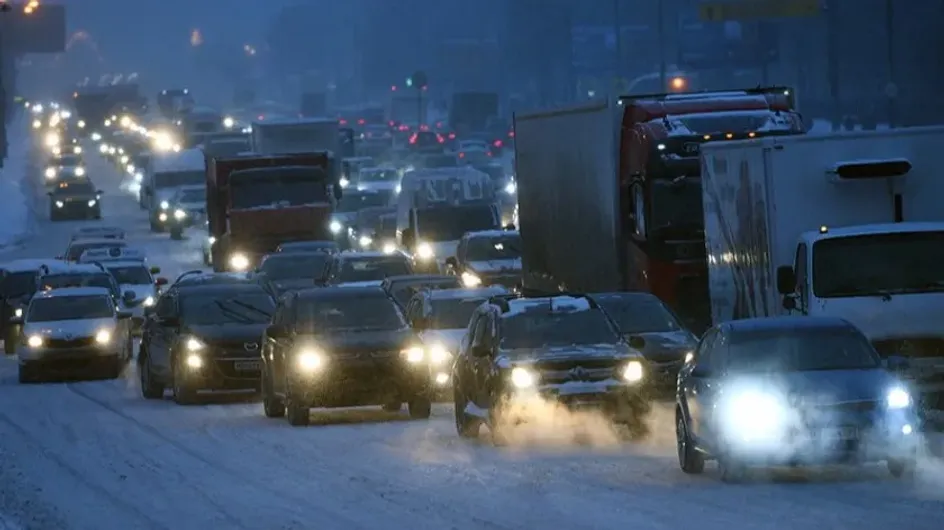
left=510, top=367, right=535, bottom=388
left=186, top=337, right=205, bottom=351
left=622, top=360, right=644, bottom=382
left=887, top=387, right=912, bottom=409
left=297, top=350, right=324, bottom=371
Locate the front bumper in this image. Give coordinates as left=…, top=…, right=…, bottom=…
left=19, top=340, right=123, bottom=364
left=52, top=201, right=98, bottom=217
left=177, top=353, right=262, bottom=391
left=501, top=382, right=650, bottom=424
left=287, top=357, right=432, bottom=408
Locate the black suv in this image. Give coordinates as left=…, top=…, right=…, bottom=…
left=261, top=286, right=433, bottom=426
left=323, top=251, right=413, bottom=285
left=138, top=275, right=275, bottom=404
left=1, top=260, right=55, bottom=354
left=251, top=251, right=334, bottom=297
left=452, top=293, right=651, bottom=445
left=48, top=178, right=103, bottom=221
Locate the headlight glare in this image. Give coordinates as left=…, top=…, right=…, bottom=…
left=160, top=200, right=169, bottom=209
left=174, top=209, right=186, bottom=220
left=74, top=166, right=85, bottom=176
left=185, top=354, right=203, bottom=369
left=27, top=335, right=43, bottom=348
left=229, top=253, right=250, bottom=271
left=461, top=271, right=481, bottom=287
left=510, top=367, right=535, bottom=388
left=44, top=167, right=56, bottom=178
left=95, top=330, right=111, bottom=344
left=887, top=387, right=912, bottom=409
left=401, top=346, right=424, bottom=363
left=186, top=337, right=205, bottom=351
left=622, top=360, right=644, bottom=382
left=416, top=242, right=434, bottom=260
left=329, top=220, right=342, bottom=234
left=429, top=344, right=450, bottom=364
left=297, top=350, right=324, bottom=372
left=13, top=308, right=22, bottom=318
left=143, top=296, right=155, bottom=307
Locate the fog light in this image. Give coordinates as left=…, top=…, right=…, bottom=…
left=401, top=347, right=424, bottom=363
left=435, top=373, right=449, bottom=385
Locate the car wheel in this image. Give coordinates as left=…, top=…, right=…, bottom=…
left=453, top=387, right=481, bottom=438
left=285, top=396, right=310, bottom=426
left=381, top=401, right=402, bottom=412
left=261, top=366, right=285, bottom=418
left=17, top=363, right=39, bottom=384
left=139, top=355, right=164, bottom=400
left=407, top=397, right=431, bottom=419
left=676, top=409, right=705, bottom=474
left=172, top=362, right=197, bottom=405
left=888, top=457, right=917, bottom=479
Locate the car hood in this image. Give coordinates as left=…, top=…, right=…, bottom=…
left=418, top=328, right=465, bottom=352
left=467, top=259, right=522, bottom=274
left=625, top=330, right=697, bottom=362
left=185, top=323, right=269, bottom=343
left=304, top=328, right=414, bottom=352
left=24, top=318, right=115, bottom=338
left=497, top=342, right=637, bottom=368
left=746, top=369, right=901, bottom=404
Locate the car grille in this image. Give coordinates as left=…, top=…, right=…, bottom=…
left=535, top=358, right=623, bottom=385
left=208, top=339, right=261, bottom=355
left=872, top=337, right=944, bottom=359
left=45, top=336, right=96, bottom=348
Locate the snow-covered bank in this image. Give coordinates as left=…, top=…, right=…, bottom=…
left=0, top=121, right=35, bottom=249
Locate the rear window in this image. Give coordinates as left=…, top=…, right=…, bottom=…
left=411, top=132, right=441, bottom=148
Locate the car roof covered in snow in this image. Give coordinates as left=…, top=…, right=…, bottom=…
left=99, top=260, right=150, bottom=269
left=500, top=295, right=594, bottom=318
left=172, top=271, right=250, bottom=287
left=2, top=259, right=64, bottom=273
left=42, top=263, right=107, bottom=275
left=426, top=286, right=508, bottom=301
left=297, top=285, right=389, bottom=300
left=33, top=286, right=113, bottom=299
left=151, top=148, right=205, bottom=173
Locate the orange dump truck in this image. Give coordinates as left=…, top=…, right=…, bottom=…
left=206, top=152, right=338, bottom=272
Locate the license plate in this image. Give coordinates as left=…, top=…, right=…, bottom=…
left=234, top=361, right=260, bottom=371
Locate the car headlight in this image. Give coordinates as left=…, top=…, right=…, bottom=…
left=174, top=209, right=186, bottom=220
left=223, top=117, right=235, bottom=129
left=95, top=330, right=112, bottom=344
left=74, top=146, right=83, bottom=154
left=13, top=308, right=22, bottom=318
left=77, top=120, right=86, bottom=129
left=416, top=242, right=434, bottom=260
left=98, top=143, right=108, bottom=153
left=134, top=172, right=144, bottom=182
left=683, top=351, right=694, bottom=364
left=32, top=119, right=41, bottom=129
left=160, top=200, right=169, bottom=209
left=44, top=167, right=56, bottom=178
left=185, top=353, right=203, bottom=369
left=87, top=200, right=97, bottom=207
left=510, top=367, right=535, bottom=388
left=461, top=271, right=481, bottom=287
left=382, top=241, right=396, bottom=254
left=622, top=360, right=644, bottom=382
left=887, top=387, right=912, bottom=409
left=428, top=344, right=450, bottom=364
left=126, top=164, right=135, bottom=174
left=74, top=166, right=85, bottom=176
left=44, top=132, right=59, bottom=147
left=120, top=155, right=129, bottom=164
left=720, top=390, right=788, bottom=442
left=158, top=212, right=168, bottom=222
left=504, top=181, right=516, bottom=194
left=143, top=296, right=155, bottom=307
left=401, top=346, right=424, bottom=363
left=91, top=132, right=102, bottom=141
left=359, top=235, right=373, bottom=248
left=339, top=178, right=350, bottom=188
left=297, top=349, right=324, bottom=372
left=329, top=220, right=343, bottom=234
left=27, top=335, right=43, bottom=348
left=185, top=337, right=205, bottom=351
left=55, top=201, right=64, bottom=208
left=229, top=253, right=250, bottom=271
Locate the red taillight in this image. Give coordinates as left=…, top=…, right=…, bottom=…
left=399, top=125, right=409, bottom=131
left=257, top=115, right=264, bottom=120
left=436, top=121, right=443, bottom=128
left=391, top=85, right=397, bottom=91
left=437, top=134, right=444, bottom=143
left=357, top=119, right=365, bottom=125
left=420, top=124, right=429, bottom=131
left=448, top=133, right=456, bottom=139
left=339, top=119, right=348, bottom=125
left=508, top=131, right=515, bottom=138
left=493, top=140, right=503, bottom=148
left=409, top=133, right=417, bottom=144
left=487, top=152, right=493, bottom=157
left=388, top=120, right=395, bottom=127
left=458, top=152, right=465, bottom=158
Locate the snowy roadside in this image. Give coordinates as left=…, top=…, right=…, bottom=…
left=0, top=120, right=39, bottom=251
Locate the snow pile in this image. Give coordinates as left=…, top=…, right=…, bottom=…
left=0, top=121, right=33, bottom=248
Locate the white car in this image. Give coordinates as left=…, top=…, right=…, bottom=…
left=14, top=287, right=134, bottom=383
left=76, top=247, right=166, bottom=332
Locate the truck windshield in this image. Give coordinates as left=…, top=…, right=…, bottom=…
left=812, top=231, right=944, bottom=298
left=155, top=171, right=203, bottom=189
left=653, top=110, right=800, bottom=135
left=649, top=179, right=703, bottom=229
left=231, top=179, right=329, bottom=209
left=415, top=205, right=497, bottom=242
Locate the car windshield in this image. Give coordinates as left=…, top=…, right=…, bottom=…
left=41, top=274, right=116, bottom=296
left=55, top=154, right=82, bottom=167
left=176, top=188, right=205, bottom=203
left=594, top=295, right=684, bottom=334
left=53, top=180, right=95, bottom=194
left=812, top=231, right=944, bottom=298
left=154, top=170, right=203, bottom=189
left=336, top=191, right=392, bottom=212
left=260, top=254, right=331, bottom=281
left=297, top=294, right=405, bottom=331
left=727, top=327, right=880, bottom=372
left=360, top=169, right=399, bottom=182
left=179, top=291, right=274, bottom=325
left=500, top=308, right=619, bottom=349
left=414, top=205, right=497, bottom=242
left=466, top=234, right=521, bottom=261
left=0, top=271, right=37, bottom=298
left=66, top=242, right=126, bottom=261
left=230, top=177, right=329, bottom=209
left=105, top=265, right=151, bottom=285
left=28, top=295, right=114, bottom=322
left=338, top=258, right=412, bottom=283
left=430, top=297, right=486, bottom=329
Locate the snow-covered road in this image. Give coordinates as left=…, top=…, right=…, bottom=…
left=0, top=148, right=942, bottom=529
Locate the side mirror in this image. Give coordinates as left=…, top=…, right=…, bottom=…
left=627, top=335, right=646, bottom=350
left=503, top=223, right=516, bottom=231
left=117, top=311, right=133, bottom=319
left=884, top=355, right=910, bottom=372
left=122, top=290, right=137, bottom=303
left=97, top=190, right=104, bottom=195
left=149, top=266, right=161, bottom=274
left=690, top=365, right=711, bottom=378
left=155, top=277, right=168, bottom=286
left=46, top=191, right=53, bottom=196
left=266, top=324, right=287, bottom=338
left=470, top=344, right=490, bottom=357
left=444, top=257, right=458, bottom=269
left=776, top=265, right=796, bottom=295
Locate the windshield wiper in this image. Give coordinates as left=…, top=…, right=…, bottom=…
left=227, top=299, right=272, bottom=317
left=213, top=300, right=255, bottom=324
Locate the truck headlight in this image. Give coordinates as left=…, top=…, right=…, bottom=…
left=27, top=335, right=43, bottom=348
left=229, top=253, right=250, bottom=271
left=510, top=367, right=535, bottom=388
left=185, top=337, right=205, bottom=351
left=45, top=167, right=56, bottom=179
left=887, top=387, right=912, bottom=409
left=428, top=344, right=450, bottom=364
left=74, top=166, right=85, bottom=176
left=622, top=361, right=644, bottom=382
left=461, top=271, right=481, bottom=287
left=329, top=220, right=343, bottom=234
left=401, top=346, right=424, bottom=363
left=416, top=242, right=434, bottom=260
left=95, top=330, right=112, bottom=344
left=160, top=200, right=169, bottom=209
left=174, top=209, right=186, bottom=220
left=297, top=349, right=324, bottom=372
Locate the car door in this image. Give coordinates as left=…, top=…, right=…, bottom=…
left=270, top=294, right=296, bottom=394
left=470, top=314, right=496, bottom=409
left=685, top=328, right=719, bottom=439
left=148, top=291, right=178, bottom=379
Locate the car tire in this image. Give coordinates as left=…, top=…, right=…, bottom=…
left=172, top=363, right=197, bottom=405
left=381, top=401, right=402, bottom=412
left=453, top=387, right=481, bottom=438
left=261, top=367, right=285, bottom=418
left=408, top=397, right=432, bottom=420
left=17, top=363, right=39, bottom=384
left=676, top=409, right=705, bottom=474
left=887, top=457, right=917, bottom=479
left=139, top=355, right=164, bottom=400
left=285, top=396, right=310, bottom=427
